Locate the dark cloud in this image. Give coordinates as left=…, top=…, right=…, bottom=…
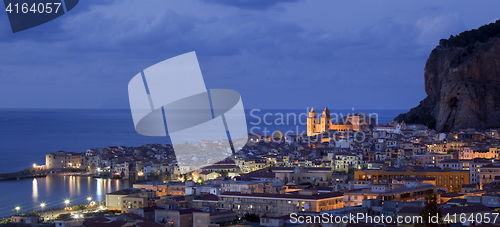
left=1, top=0, right=500, bottom=109
left=200, top=0, right=299, bottom=10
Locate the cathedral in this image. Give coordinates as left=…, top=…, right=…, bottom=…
left=306, top=107, right=371, bottom=136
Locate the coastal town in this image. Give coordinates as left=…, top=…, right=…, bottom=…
left=7, top=107, right=500, bottom=227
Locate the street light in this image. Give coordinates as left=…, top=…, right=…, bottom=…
left=64, top=199, right=70, bottom=206
left=87, top=197, right=92, bottom=202
left=15, top=206, right=20, bottom=214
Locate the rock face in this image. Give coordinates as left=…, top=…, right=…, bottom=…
left=396, top=37, right=500, bottom=132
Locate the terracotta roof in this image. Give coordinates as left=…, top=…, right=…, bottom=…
left=169, top=196, right=185, bottom=201
left=84, top=217, right=110, bottom=223
left=201, top=165, right=239, bottom=169
left=136, top=221, right=164, bottom=227
left=106, top=189, right=139, bottom=195
left=397, top=206, right=423, bottom=215
left=124, top=213, right=146, bottom=220
left=83, top=221, right=127, bottom=227
left=179, top=208, right=201, bottom=215
left=440, top=192, right=464, bottom=198
left=194, top=194, right=218, bottom=202
left=441, top=204, right=491, bottom=214
left=143, top=206, right=165, bottom=212
left=199, top=171, right=215, bottom=175
left=214, top=160, right=236, bottom=165
left=209, top=210, right=237, bottom=217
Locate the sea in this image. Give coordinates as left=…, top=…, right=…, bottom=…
left=0, top=108, right=405, bottom=217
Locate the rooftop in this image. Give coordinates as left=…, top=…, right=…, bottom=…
left=220, top=191, right=343, bottom=200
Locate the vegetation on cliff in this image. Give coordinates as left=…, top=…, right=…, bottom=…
left=439, top=19, right=500, bottom=48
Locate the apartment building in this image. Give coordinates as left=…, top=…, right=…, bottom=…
left=155, top=208, right=199, bottom=227
left=167, top=183, right=187, bottom=196
left=121, top=196, right=150, bottom=213
left=220, top=180, right=263, bottom=193
left=236, top=159, right=269, bottom=173
left=105, top=188, right=155, bottom=211
left=461, top=146, right=499, bottom=159
left=414, top=153, right=453, bottom=166
left=218, top=190, right=344, bottom=217
left=274, top=167, right=332, bottom=185
left=344, top=183, right=438, bottom=207
left=333, top=152, right=363, bottom=173
left=355, top=167, right=470, bottom=191
left=192, top=206, right=238, bottom=227
left=469, top=159, right=494, bottom=185
left=479, top=163, right=500, bottom=187
left=440, top=158, right=496, bottom=185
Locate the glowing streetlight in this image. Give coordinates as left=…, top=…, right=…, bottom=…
left=15, top=206, right=20, bottom=213
left=87, top=197, right=92, bottom=202
left=33, top=164, right=36, bottom=168
left=40, top=203, right=45, bottom=209
left=64, top=199, right=70, bottom=206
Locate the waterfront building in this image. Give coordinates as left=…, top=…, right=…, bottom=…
left=45, top=150, right=99, bottom=172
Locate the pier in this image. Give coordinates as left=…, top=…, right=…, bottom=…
left=0, top=171, right=46, bottom=181
left=0, top=168, right=83, bottom=181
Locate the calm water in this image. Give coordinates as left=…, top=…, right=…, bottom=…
left=0, top=108, right=406, bottom=217
left=0, top=175, right=130, bottom=218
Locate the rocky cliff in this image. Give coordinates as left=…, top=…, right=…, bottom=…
left=396, top=36, right=500, bottom=132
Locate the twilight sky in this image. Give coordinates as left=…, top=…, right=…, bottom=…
left=0, top=0, right=499, bottom=110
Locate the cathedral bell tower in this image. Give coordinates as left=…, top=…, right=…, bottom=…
left=307, top=107, right=317, bottom=136
left=320, top=107, right=331, bottom=132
